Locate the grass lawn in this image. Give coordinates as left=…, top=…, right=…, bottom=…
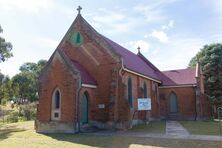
left=180, top=121, right=221, bottom=135
left=1, top=121, right=222, bottom=147
left=129, top=121, right=166, bottom=133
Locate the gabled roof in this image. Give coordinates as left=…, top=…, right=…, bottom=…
left=161, top=68, right=196, bottom=86
left=103, top=37, right=161, bottom=82
left=60, top=14, right=162, bottom=83
left=54, top=13, right=197, bottom=87
left=70, top=60, right=97, bottom=85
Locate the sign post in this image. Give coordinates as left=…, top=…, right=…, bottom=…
left=138, top=98, right=151, bottom=124
left=138, top=98, right=151, bottom=111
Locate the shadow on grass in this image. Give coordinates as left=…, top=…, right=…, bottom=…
left=129, top=121, right=166, bottom=133
left=0, top=125, right=26, bottom=140
left=43, top=132, right=222, bottom=148
left=44, top=133, right=164, bottom=147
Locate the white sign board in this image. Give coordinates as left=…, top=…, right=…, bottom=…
left=138, top=98, right=151, bottom=111
left=98, top=104, right=105, bottom=109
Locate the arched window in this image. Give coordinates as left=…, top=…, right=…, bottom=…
left=51, top=88, right=61, bottom=120
left=128, top=77, right=133, bottom=107
left=55, top=91, right=60, bottom=109
left=143, top=82, right=147, bottom=98
left=169, top=92, right=178, bottom=113
left=76, top=32, right=81, bottom=44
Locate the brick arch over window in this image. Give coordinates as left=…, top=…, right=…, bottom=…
left=143, top=82, right=147, bottom=98
left=127, top=77, right=133, bottom=108
left=51, top=88, right=61, bottom=120
left=169, top=92, right=178, bottom=113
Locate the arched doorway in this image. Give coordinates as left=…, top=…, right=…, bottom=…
left=169, top=92, right=178, bottom=113
left=81, top=92, right=89, bottom=124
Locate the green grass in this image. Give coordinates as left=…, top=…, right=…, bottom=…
left=129, top=121, right=166, bottom=133
left=0, top=121, right=222, bottom=147
left=180, top=121, right=221, bottom=135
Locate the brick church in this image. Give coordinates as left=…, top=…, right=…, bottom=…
left=36, top=7, right=212, bottom=133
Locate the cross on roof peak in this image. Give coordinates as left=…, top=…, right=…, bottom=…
left=137, top=46, right=141, bottom=53
left=77, top=6, right=82, bottom=14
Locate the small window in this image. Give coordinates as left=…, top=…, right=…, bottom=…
left=128, top=77, right=133, bottom=107
left=54, top=112, right=59, bottom=118
left=143, top=82, right=147, bottom=98
left=70, top=32, right=83, bottom=46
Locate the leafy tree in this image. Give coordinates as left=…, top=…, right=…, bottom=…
left=12, top=60, right=47, bottom=103
left=188, top=55, right=199, bottom=68
left=189, top=44, right=222, bottom=106
left=0, top=72, right=5, bottom=103
left=19, top=62, right=37, bottom=73
left=19, top=60, right=47, bottom=76
left=0, top=73, right=13, bottom=104
left=0, top=25, right=13, bottom=62
left=12, top=72, right=37, bottom=103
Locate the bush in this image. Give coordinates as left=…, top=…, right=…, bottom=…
left=7, top=111, right=19, bottom=123
left=1, top=99, right=7, bottom=105
left=19, top=103, right=37, bottom=120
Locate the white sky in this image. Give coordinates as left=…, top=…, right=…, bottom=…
left=0, top=0, right=222, bottom=77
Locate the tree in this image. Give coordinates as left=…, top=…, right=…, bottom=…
left=0, top=73, right=13, bottom=104
left=12, top=59, right=47, bottom=103
left=12, top=72, right=37, bottom=103
left=188, top=55, right=199, bottom=68
left=189, top=44, right=222, bottom=106
left=19, top=60, right=47, bottom=76
left=0, top=25, right=13, bottom=62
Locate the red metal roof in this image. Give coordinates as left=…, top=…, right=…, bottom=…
left=70, top=60, right=97, bottom=85
left=103, top=37, right=161, bottom=82
left=161, top=68, right=196, bottom=86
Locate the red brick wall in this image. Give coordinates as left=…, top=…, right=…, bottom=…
left=61, top=40, right=121, bottom=122
left=79, top=87, right=108, bottom=122
left=159, top=86, right=196, bottom=119
left=38, top=54, right=77, bottom=122
left=118, top=71, right=160, bottom=121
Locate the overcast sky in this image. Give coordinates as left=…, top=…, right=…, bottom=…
left=0, top=0, right=222, bottom=77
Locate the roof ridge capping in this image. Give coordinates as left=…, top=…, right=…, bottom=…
left=137, top=52, right=161, bottom=72
left=162, top=67, right=195, bottom=72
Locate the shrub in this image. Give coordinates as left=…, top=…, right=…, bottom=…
left=1, top=99, right=7, bottom=105
left=19, top=103, right=37, bottom=120
left=7, top=110, right=19, bottom=123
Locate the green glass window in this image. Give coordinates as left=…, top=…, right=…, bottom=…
left=70, top=32, right=83, bottom=45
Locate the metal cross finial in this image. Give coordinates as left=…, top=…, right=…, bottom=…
left=77, top=6, right=82, bottom=14
left=137, top=46, right=141, bottom=53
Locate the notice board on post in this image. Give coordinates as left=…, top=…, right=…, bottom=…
left=137, top=98, right=151, bottom=111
